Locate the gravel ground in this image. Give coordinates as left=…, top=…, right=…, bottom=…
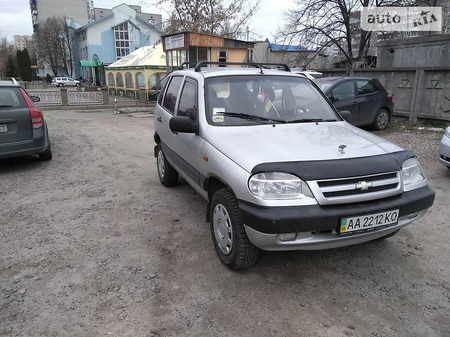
left=0, top=111, right=449, bottom=337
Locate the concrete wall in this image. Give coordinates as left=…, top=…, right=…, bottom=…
left=378, top=35, right=450, bottom=68
left=319, top=68, right=450, bottom=123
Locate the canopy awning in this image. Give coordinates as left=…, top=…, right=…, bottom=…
left=79, top=60, right=98, bottom=67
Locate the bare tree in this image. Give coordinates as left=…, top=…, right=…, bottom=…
left=34, top=17, right=74, bottom=77
left=0, top=36, right=15, bottom=78
left=59, top=19, right=74, bottom=77
left=157, top=0, right=260, bottom=39
left=278, top=0, right=406, bottom=67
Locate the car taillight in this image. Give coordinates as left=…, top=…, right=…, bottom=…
left=387, top=93, right=393, bottom=102
left=20, top=88, right=44, bottom=129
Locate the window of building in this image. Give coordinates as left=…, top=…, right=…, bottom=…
left=136, top=72, right=144, bottom=88
left=218, top=50, right=227, bottom=66
left=114, top=22, right=130, bottom=60
left=116, top=72, right=124, bottom=87
left=108, top=73, right=115, bottom=86
left=125, top=72, right=133, bottom=88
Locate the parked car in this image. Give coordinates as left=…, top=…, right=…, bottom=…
left=290, top=68, right=323, bottom=80
left=52, top=77, right=80, bottom=87
left=0, top=78, right=52, bottom=161
left=313, top=77, right=393, bottom=130
left=439, top=126, right=450, bottom=170
left=154, top=61, right=434, bottom=270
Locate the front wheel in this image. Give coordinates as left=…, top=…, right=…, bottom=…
left=210, top=189, right=259, bottom=270
left=156, top=145, right=178, bottom=187
left=373, top=109, right=390, bottom=131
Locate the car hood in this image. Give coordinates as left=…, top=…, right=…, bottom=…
left=204, top=121, right=404, bottom=173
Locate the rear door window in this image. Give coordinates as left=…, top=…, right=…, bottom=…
left=356, top=80, right=377, bottom=95
left=162, top=76, right=183, bottom=114
left=329, top=81, right=355, bottom=100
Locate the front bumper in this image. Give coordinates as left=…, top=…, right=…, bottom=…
left=239, top=186, right=434, bottom=250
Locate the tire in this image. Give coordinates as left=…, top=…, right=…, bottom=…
left=373, top=108, right=390, bottom=131
left=38, top=143, right=52, bottom=161
left=156, top=145, right=178, bottom=187
left=210, top=188, right=259, bottom=270
left=377, top=229, right=400, bottom=240
left=58, top=83, right=63, bottom=87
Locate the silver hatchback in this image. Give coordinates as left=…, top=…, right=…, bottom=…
left=0, top=79, right=52, bottom=160
left=439, top=126, right=450, bottom=170
left=154, top=62, right=434, bottom=270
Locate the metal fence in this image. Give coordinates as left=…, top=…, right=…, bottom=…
left=68, top=91, right=103, bottom=105
left=30, top=91, right=62, bottom=105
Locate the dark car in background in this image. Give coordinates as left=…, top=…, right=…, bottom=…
left=314, top=77, right=394, bottom=130
left=0, top=79, right=52, bottom=161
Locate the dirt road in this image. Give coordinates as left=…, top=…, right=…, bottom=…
left=1, top=110, right=449, bottom=337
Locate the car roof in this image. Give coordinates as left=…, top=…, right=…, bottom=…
left=0, top=78, right=20, bottom=87
left=172, top=62, right=309, bottom=80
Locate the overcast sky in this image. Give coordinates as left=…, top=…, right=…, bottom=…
left=0, top=0, right=294, bottom=43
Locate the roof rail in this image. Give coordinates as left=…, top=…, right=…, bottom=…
left=194, top=61, right=290, bottom=72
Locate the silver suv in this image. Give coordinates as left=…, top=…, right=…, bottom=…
left=154, top=62, right=435, bottom=270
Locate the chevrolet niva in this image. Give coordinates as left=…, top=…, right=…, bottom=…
left=153, top=61, right=435, bottom=270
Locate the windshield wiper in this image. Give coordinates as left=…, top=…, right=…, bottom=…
left=286, top=118, right=336, bottom=123
left=221, top=112, right=285, bottom=124
left=286, top=118, right=323, bottom=123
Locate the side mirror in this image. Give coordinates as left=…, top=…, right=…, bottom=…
left=339, top=110, right=352, bottom=123
left=169, top=116, right=197, bottom=133
left=30, top=96, right=41, bottom=103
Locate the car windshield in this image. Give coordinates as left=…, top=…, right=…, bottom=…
left=205, top=75, right=338, bottom=126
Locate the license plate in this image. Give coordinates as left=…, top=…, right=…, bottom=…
left=0, top=124, right=7, bottom=133
left=340, top=209, right=399, bottom=235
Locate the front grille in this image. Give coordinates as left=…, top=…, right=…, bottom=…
left=309, top=172, right=401, bottom=205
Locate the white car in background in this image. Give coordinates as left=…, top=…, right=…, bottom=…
left=52, top=77, right=80, bottom=87
left=291, top=68, right=323, bottom=80
left=439, top=126, right=450, bottom=170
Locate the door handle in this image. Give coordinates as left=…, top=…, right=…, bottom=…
left=157, top=116, right=162, bottom=122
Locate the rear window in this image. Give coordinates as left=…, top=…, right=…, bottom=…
left=356, top=80, right=377, bottom=95
left=0, top=88, right=22, bottom=108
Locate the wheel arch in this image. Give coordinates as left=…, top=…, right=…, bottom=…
left=204, top=176, right=233, bottom=223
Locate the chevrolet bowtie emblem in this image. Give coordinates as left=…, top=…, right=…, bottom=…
left=356, top=181, right=373, bottom=191
left=338, top=145, right=346, bottom=154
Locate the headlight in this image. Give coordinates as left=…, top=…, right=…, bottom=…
left=248, top=172, right=314, bottom=200
left=401, top=158, right=427, bottom=191
left=444, top=126, right=450, bottom=138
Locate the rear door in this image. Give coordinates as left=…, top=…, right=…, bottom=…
left=155, top=75, right=184, bottom=164
left=354, top=79, right=383, bottom=125
left=0, top=87, right=32, bottom=144
left=327, top=80, right=358, bottom=122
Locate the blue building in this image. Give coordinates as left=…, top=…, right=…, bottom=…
left=74, top=4, right=163, bottom=85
